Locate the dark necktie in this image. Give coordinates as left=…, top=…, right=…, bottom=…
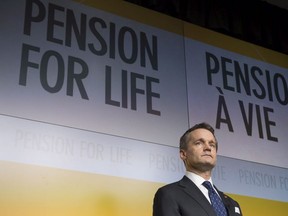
left=202, top=181, right=227, bottom=216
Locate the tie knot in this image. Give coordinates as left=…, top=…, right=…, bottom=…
left=202, top=181, right=214, bottom=191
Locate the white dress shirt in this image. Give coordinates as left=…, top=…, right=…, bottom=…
left=185, top=171, right=222, bottom=204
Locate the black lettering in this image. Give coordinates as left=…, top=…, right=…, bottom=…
left=40, top=50, right=64, bottom=93
left=109, top=22, right=116, bottom=59
left=255, top=104, right=264, bottom=139
left=65, top=9, right=87, bottom=50
left=251, top=66, right=266, bottom=99
left=221, top=57, right=234, bottom=91
left=24, top=0, right=46, bottom=35
left=273, top=73, right=288, bottom=105
left=234, top=61, right=251, bottom=95
left=131, top=72, right=145, bottom=110
left=88, top=17, right=107, bottom=55
left=122, top=70, right=128, bottom=108
left=239, top=101, right=253, bottom=136
left=19, top=43, right=40, bottom=86
left=206, top=52, right=219, bottom=85
left=118, top=27, right=137, bottom=64
left=146, top=76, right=160, bottom=116
left=265, top=70, right=273, bottom=102
left=215, top=95, right=234, bottom=132
left=263, top=107, right=278, bottom=142
left=140, top=32, right=158, bottom=70
left=67, top=56, right=89, bottom=99
left=47, top=3, right=65, bottom=44
left=105, top=65, right=120, bottom=107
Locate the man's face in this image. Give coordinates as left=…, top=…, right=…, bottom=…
left=180, top=128, right=217, bottom=173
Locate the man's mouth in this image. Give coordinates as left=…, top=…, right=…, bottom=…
left=202, top=154, right=212, bottom=158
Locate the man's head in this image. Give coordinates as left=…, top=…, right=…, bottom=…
left=179, top=122, right=218, bottom=174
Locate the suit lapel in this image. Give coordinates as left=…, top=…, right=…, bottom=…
left=178, top=176, right=217, bottom=216
left=217, top=189, right=235, bottom=216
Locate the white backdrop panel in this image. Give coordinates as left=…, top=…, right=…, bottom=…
left=0, top=0, right=189, bottom=146
left=185, top=39, right=288, bottom=168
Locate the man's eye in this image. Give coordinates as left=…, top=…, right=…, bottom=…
left=210, top=143, right=216, bottom=148
left=194, top=141, right=203, bottom=146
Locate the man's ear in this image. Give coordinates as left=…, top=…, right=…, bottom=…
left=180, top=149, right=186, bottom=160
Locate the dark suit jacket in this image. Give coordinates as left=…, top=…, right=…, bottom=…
left=153, top=176, right=242, bottom=216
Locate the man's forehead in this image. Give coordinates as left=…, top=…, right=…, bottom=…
left=189, top=128, right=215, bottom=139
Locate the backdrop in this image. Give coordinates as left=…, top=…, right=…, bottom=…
left=0, top=0, right=287, bottom=215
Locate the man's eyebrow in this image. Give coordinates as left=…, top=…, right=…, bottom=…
left=193, top=138, right=205, bottom=142
left=193, top=138, right=215, bottom=142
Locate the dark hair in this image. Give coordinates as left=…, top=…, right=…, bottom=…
left=179, top=122, right=218, bottom=151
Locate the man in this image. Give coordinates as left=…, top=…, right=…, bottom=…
left=153, top=122, right=242, bottom=216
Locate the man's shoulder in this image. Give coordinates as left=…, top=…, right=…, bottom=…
left=158, top=180, right=181, bottom=191
left=219, top=191, right=241, bottom=206
left=220, top=192, right=242, bottom=215
left=156, top=176, right=190, bottom=192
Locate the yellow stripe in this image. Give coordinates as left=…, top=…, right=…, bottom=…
left=0, top=161, right=160, bottom=216
left=228, top=193, right=288, bottom=216
left=0, top=161, right=287, bottom=216
left=184, top=22, right=288, bottom=68
left=73, top=0, right=184, bottom=35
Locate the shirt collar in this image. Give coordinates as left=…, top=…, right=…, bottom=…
left=185, top=171, right=213, bottom=187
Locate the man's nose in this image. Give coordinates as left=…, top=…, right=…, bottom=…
left=203, top=142, right=212, bottom=150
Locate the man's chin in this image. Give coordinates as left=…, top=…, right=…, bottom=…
left=199, top=162, right=215, bottom=171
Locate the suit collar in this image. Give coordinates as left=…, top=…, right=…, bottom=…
left=179, top=176, right=217, bottom=216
